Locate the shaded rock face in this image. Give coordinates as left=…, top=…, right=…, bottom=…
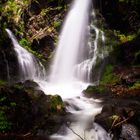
left=94, top=98, right=140, bottom=139
left=28, top=0, right=70, bottom=15
left=121, top=124, right=140, bottom=140
left=94, top=0, right=140, bottom=32
left=0, top=30, right=19, bottom=82
left=31, top=35, right=55, bottom=59
left=86, top=88, right=140, bottom=140
left=0, top=81, right=65, bottom=136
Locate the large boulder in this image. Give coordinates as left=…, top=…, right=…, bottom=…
left=0, top=29, right=19, bottom=82
left=0, top=81, right=65, bottom=137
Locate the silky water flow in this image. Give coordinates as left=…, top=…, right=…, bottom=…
left=6, top=0, right=111, bottom=139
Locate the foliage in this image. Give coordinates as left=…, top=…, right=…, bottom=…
left=114, top=30, right=136, bottom=43
left=0, top=95, right=16, bottom=132
left=54, top=21, right=61, bottom=31
left=19, top=38, right=45, bottom=61
left=84, top=85, right=106, bottom=94
left=100, top=64, right=118, bottom=85
left=1, top=0, right=28, bottom=24
left=0, top=111, right=12, bottom=132
left=129, top=81, right=140, bottom=89
left=0, top=80, right=7, bottom=87
left=48, top=95, right=65, bottom=112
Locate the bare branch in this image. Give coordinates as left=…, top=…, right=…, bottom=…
left=66, top=123, right=86, bottom=140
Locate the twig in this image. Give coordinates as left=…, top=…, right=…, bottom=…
left=114, top=117, right=130, bottom=127
left=66, top=123, right=86, bottom=140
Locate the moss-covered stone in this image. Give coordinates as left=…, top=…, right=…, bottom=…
left=0, top=81, right=65, bottom=135
left=100, top=64, right=119, bottom=85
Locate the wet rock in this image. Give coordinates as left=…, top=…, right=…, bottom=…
left=0, top=30, right=19, bottom=82
left=121, top=124, right=140, bottom=140
left=23, top=80, right=39, bottom=89
left=0, top=83, right=65, bottom=136
left=31, top=35, right=55, bottom=59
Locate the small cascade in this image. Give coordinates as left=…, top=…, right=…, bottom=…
left=2, top=51, right=10, bottom=82
left=51, top=97, right=111, bottom=140
left=6, top=29, right=46, bottom=82
left=74, top=11, right=108, bottom=83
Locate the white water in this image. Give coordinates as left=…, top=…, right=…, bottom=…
left=49, top=0, right=91, bottom=83
left=6, top=29, right=46, bottom=82
left=5, top=0, right=111, bottom=139
left=46, top=0, right=111, bottom=140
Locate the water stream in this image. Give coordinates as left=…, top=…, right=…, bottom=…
left=6, top=0, right=111, bottom=139
left=6, top=29, right=46, bottom=82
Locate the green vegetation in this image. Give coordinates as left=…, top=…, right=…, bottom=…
left=129, top=81, right=140, bottom=89
left=49, top=95, right=65, bottom=112
left=19, top=38, right=45, bottom=61
left=114, top=30, right=136, bottom=43
left=0, top=111, right=12, bottom=132
left=0, top=96, right=16, bottom=132
left=1, top=0, right=28, bottom=24
left=84, top=85, right=106, bottom=94
left=0, top=80, right=7, bottom=87
left=100, top=64, right=118, bottom=85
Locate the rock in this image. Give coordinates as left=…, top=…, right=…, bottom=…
left=121, top=124, right=140, bottom=140
left=0, top=29, right=19, bottom=82
left=0, top=83, right=65, bottom=136
left=31, top=35, right=55, bottom=59
left=23, top=80, right=39, bottom=89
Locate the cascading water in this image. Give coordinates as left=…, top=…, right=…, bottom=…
left=74, top=11, right=108, bottom=83
left=49, top=0, right=91, bottom=83
left=6, top=29, right=46, bottom=82
left=45, top=0, right=111, bottom=140
left=5, top=0, right=111, bottom=139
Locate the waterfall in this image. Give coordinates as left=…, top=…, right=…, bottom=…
left=49, top=1, right=108, bottom=84
left=6, top=29, right=46, bottom=82
left=74, top=11, right=108, bottom=83
left=5, top=0, right=111, bottom=139
left=45, top=0, right=111, bottom=139
left=49, top=0, right=91, bottom=83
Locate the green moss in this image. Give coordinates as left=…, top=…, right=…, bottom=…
left=114, top=30, right=136, bottom=43
left=100, top=64, right=118, bottom=85
left=49, top=95, right=65, bottom=112
left=0, top=80, right=7, bottom=87
left=2, top=0, right=28, bottom=24
left=19, top=38, right=45, bottom=61
left=54, top=21, right=61, bottom=31
left=0, top=95, right=14, bottom=132
left=84, top=85, right=106, bottom=94
left=0, top=111, right=12, bottom=132
left=129, top=81, right=140, bottom=89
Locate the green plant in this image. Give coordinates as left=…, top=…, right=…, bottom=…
left=54, top=21, right=61, bottom=29
left=114, top=30, right=136, bottom=43
left=100, top=64, right=118, bottom=85
left=0, top=80, right=7, bottom=86
left=84, top=85, right=106, bottom=94
left=129, top=81, right=140, bottom=89
left=0, top=111, right=12, bottom=132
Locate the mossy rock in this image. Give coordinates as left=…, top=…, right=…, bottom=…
left=100, top=64, right=119, bottom=85
left=83, top=84, right=110, bottom=100
left=47, top=95, right=65, bottom=114
left=0, top=83, right=65, bottom=135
